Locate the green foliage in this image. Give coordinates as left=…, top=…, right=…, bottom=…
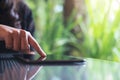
left=77, top=0, right=120, bottom=61
left=25, top=0, right=120, bottom=61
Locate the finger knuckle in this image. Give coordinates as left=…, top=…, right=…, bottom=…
left=13, top=31, right=19, bottom=37
left=6, top=31, right=12, bottom=37
left=20, top=30, right=26, bottom=37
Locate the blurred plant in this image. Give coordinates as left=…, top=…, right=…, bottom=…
left=25, top=0, right=120, bottom=61
left=72, top=0, right=120, bottom=61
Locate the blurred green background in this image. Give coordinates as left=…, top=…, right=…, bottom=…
left=25, top=0, right=120, bottom=61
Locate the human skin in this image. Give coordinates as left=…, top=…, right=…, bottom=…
left=0, top=24, right=46, bottom=57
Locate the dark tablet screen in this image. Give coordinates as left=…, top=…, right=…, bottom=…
left=0, top=53, right=85, bottom=65
left=15, top=53, right=85, bottom=65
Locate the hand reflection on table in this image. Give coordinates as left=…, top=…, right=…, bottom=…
left=0, top=56, right=45, bottom=80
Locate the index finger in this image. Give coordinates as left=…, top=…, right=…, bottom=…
left=28, top=33, right=46, bottom=57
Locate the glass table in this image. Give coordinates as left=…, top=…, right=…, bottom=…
left=0, top=53, right=120, bottom=80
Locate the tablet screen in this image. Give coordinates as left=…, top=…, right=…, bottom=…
left=14, top=53, right=85, bottom=65
left=0, top=52, right=85, bottom=65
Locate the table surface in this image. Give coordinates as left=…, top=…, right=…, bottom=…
left=0, top=53, right=120, bottom=80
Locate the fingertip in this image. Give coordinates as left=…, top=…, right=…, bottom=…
left=37, top=48, right=47, bottom=57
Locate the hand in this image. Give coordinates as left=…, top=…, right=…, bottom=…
left=0, top=24, right=46, bottom=57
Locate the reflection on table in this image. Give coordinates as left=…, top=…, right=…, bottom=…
left=0, top=55, right=120, bottom=80
left=0, top=55, right=42, bottom=80
left=33, top=58, right=120, bottom=80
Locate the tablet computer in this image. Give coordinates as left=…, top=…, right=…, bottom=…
left=14, top=53, right=85, bottom=65
left=0, top=53, right=85, bottom=65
